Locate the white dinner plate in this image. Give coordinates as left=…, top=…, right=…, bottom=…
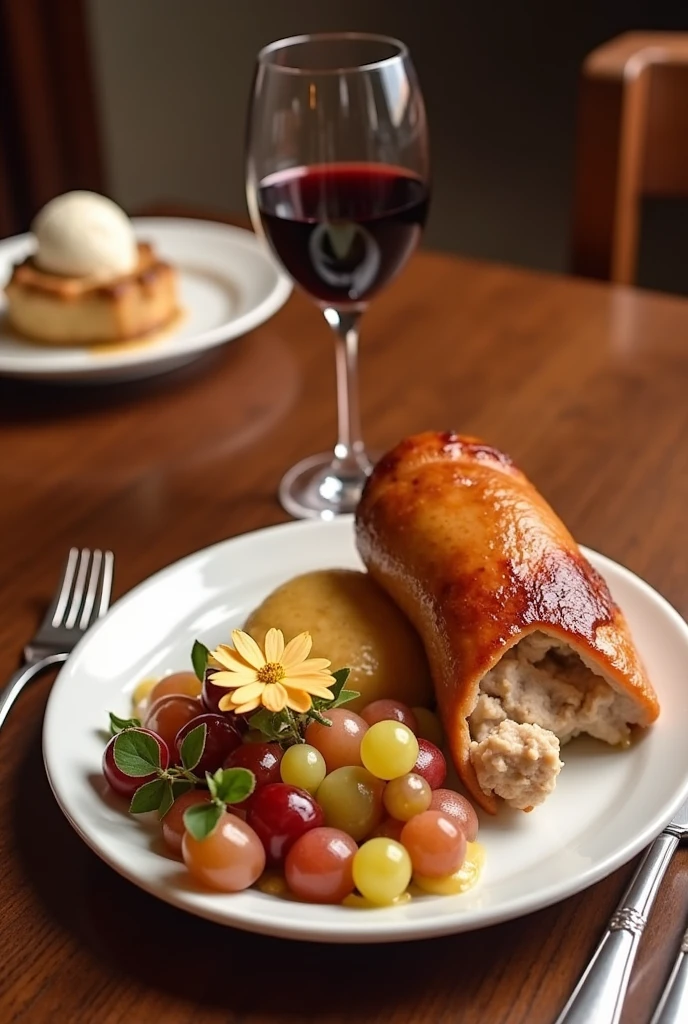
left=43, top=517, right=688, bottom=943
left=0, top=218, right=292, bottom=382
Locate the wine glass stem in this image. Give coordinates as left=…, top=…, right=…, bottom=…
left=325, top=308, right=369, bottom=470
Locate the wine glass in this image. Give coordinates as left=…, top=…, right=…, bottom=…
left=246, top=32, right=430, bottom=519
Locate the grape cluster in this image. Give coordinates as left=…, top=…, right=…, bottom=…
left=102, top=675, right=480, bottom=906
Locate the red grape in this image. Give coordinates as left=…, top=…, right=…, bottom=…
left=182, top=811, right=265, bottom=891
left=285, top=827, right=357, bottom=903
left=223, top=742, right=283, bottom=809
left=174, top=713, right=242, bottom=775
left=102, top=728, right=169, bottom=799
left=144, top=694, right=202, bottom=752
left=305, top=708, right=368, bottom=772
left=360, top=699, right=418, bottom=734
left=161, top=790, right=211, bottom=854
left=201, top=671, right=229, bottom=713
left=413, top=738, right=447, bottom=789
left=246, top=783, right=324, bottom=864
left=401, top=810, right=466, bottom=877
left=429, top=789, right=479, bottom=841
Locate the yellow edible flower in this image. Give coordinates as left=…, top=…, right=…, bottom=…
left=210, top=628, right=335, bottom=715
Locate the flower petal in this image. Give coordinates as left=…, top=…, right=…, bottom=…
left=264, top=628, right=285, bottom=664
left=231, top=681, right=265, bottom=704
left=218, top=693, right=241, bottom=712
left=286, top=659, right=332, bottom=675
left=231, top=630, right=266, bottom=669
left=231, top=697, right=261, bottom=715
left=281, top=631, right=313, bottom=669
left=210, top=669, right=258, bottom=690
left=211, top=644, right=240, bottom=671
left=284, top=677, right=334, bottom=700
left=211, top=645, right=259, bottom=675
left=261, top=682, right=288, bottom=712
left=284, top=689, right=313, bottom=713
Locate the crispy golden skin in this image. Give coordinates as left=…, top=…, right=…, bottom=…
left=355, top=431, right=659, bottom=812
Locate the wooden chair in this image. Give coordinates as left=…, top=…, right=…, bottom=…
left=0, top=0, right=104, bottom=237
left=571, top=32, right=688, bottom=285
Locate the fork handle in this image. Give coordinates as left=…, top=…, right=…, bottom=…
left=650, top=928, right=688, bottom=1023
left=554, top=831, right=679, bottom=1024
left=0, top=653, right=68, bottom=732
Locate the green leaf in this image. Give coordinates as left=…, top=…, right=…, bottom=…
left=157, top=781, right=175, bottom=819
left=212, top=767, right=255, bottom=805
left=328, top=667, right=351, bottom=701
left=206, top=771, right=219, bottom=800
left=330, top=688, right=360, bottom=709
left=183, top=801, right=223, bottom=841
left=171, top=779, right=195, bottom=799
left=180, top=722, right=207, bottom=771
left=113, top=729, right=162, bottom=777
left=129, top=778, right=166, bottom=814
left=247, top=708, right=288, bottom=742
left=109, top=711, right=141, bottom=735
left=191, top=640, right=210, bottom=682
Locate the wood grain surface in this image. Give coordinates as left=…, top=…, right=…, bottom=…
left=1, top=212, right=687, bottom=1024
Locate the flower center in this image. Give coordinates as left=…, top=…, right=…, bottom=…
left=257, top=662, right=286, bottom=685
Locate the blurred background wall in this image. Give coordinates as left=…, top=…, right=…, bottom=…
left=25, top=0, right=688, bottom=283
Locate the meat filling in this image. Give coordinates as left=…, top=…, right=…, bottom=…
left=468, top=631, right=641, bottom=809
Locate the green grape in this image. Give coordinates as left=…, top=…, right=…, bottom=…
left=360, top=721, right=419, bottom=780
left=352, top=838, right=412, bottom=905
left=280, top=743, right=327, bottom=794
left=315, top=766, right=384, bottom=841
left=383, top=772, right=432, bottom=821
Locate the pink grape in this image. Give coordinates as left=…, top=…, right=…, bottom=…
left=430, top=789, right=479, bottom=841
left=285, top=827, right=357, bottom=903
left=161, top=790, right=211, bottom=854
left=144, top=695, right=202, bottom=752
left=360, top=699, right=418, bottom=734
left=182, top=811, right=265, bottom=891
left=401, top=810, right=466, bottom=877
left=305, top=708, right=368, bottom=772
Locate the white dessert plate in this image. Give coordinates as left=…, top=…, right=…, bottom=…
left=0, top=218, right=292, bottom=382
left=43, top=516, right=688, bottom=943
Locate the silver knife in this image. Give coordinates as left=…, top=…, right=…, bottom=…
left=555, top=795, right=688, bottom=1024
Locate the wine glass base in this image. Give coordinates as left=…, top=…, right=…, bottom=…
left=279, top=451, right=375, bottom=520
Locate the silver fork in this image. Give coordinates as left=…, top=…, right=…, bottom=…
left=555, top=796, right=688, bottom=1024
left=0, top=548, right=114, bottom=732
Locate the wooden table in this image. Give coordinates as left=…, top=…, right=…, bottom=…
left=1, top=212, right=687, bottom=1024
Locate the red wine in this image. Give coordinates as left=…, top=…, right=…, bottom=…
left=257, top=163, right=428, bottom=305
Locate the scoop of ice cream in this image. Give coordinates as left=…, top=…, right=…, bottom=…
left=32, top=191, right=138, bottom=279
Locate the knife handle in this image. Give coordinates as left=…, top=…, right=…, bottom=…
left=554, top=832, right=679, bottom=1024
left=0, top=653, right=68, bottom=732
left=650, top=929, right=688, bottom=1024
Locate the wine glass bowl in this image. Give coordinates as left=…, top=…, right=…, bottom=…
left=246, top=33, right=429, bottom=519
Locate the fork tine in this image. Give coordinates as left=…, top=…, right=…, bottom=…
left=50, top=548, right=79, bottom=628
left=78, top=549, right=102, bottom=630
left=64, top=549, right=91, bottom=629
left=97, top=550, right=114, bottom=620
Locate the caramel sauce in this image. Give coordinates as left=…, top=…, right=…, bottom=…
left=87, top=307, right=186, bottom=356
